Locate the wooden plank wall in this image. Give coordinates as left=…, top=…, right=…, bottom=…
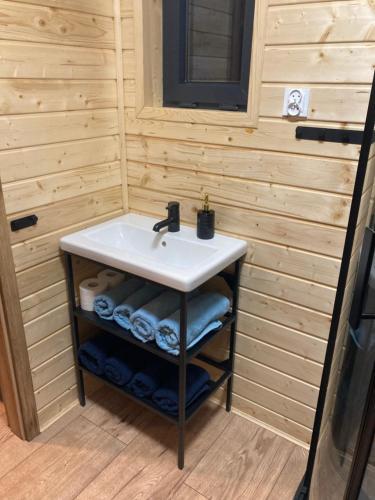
left=121, top=0, right=375, bottom=444
left=0, top=0, right=124, bottom=431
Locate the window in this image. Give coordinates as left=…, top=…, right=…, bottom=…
left=163, top=0, right=255, bottom=111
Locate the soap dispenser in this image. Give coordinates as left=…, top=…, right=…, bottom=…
left=197, top=193, right=215, bottom=240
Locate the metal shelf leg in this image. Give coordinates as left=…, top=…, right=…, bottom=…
left=226, top=259, right=241, bottom=412
left=178, top=292, right=188, bottom=469
left=64, top=253, right=86, bottom=407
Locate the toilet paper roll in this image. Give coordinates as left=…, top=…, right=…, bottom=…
left=97, top=269, right=125, bottom=289
left=79, top=278, right=108, bottom=312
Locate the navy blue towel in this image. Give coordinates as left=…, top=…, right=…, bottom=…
left=105, top=355, right=137, bottom=386
left=152, top=364, right=210, bottom=415
left=128, top=358, right=166, bottom=398
left=104, top=344, right=148, bottom=387
left=78, top=335, right=115, bottom=376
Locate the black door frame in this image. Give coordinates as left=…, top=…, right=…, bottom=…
left=295, top=72, right=375, bottom=499
left=344, top=364, right=374, bottom=499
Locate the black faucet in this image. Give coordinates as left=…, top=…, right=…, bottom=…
left=153, top=201, right=180, bottom=233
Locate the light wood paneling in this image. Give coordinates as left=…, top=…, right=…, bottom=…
left=4, top=162, right=121, bottom=214
left=0, top=0, right=124, bottom=433
left=121, top=0, right=375, bottom=443
left=125, top=110, right=362, bottom=160
left=24, top=303, right=70, bottom=347
left=12, top=209, right=123, bottom=272
left=21, top=280, right=67, bottom=323
left=241, top=264, right=336, bottom=314
left=13, top=0, right=115, bottom=17
left=230, top=393, right=311, bottom=444
left=263, top=44, right=375, bottom=84
left=122, top=17, right=134, bottom=49
left=37, top=385, right=78, bottom=430
left=35, top=366, right=76, bottom=410
left=260, top=84, right=370, bottom=123
left=16, top=257, right=65, bottom=299
left=0, top=79, right=117, bottom=115
left=0, top=41, right=116, bottom=79
left=0, top=1, right=115, bottom=49
left=0, top=136, right=120, bottom=184
left=239, top=288, right=331, bottom=339
left=28, top=326, right=71, bottom=369
left=244, top=239, right=340, bottom=288
left=266, top=2, right=375, bottom=45
left=234, top=354, right=318, bottom=408
left=9, top=187, right=123, bottom=244
left=126, top=135, right=357, bottom=194
left=121, top=0, right=133, bottom=18
left=237, top=312, right=326, bottom=364
left=0, top=109, right=118, bottom=151
left=236, top=333, right=322, bottom=386
left=233, top=375, right=315, bottom=428
left=32, top=347, right=74, bottom=391
left=128, top=161, right=351, bottom=227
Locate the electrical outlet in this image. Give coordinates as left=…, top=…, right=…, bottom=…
left=283, top=88, right=310, bottom=119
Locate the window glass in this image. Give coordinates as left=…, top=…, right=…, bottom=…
left=186, top=0, right=246, bottom=83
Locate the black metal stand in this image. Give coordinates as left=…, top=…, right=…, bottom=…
left=64, top=252, right=242, bottom=469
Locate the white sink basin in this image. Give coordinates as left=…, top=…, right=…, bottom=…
left=60, top=213, right=247, bottom=291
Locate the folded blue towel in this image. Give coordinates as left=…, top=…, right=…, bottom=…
left=94, top=278, right=144, bottom=320
left=155, top=292, right=230, bottom=355
left=130, top=290, right=181, bottom=343
left=78, top=335, right=115, bottom=376
left=128, top=358, right=166, bottom=398
left=152, top=364, right=210, bottom=414
left=113, top=283, right=164, bottom=330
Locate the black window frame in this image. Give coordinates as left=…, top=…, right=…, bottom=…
left=163, top=0, right=255, bottom=111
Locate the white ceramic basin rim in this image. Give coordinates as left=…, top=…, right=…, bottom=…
left=60, top=213, right=248, bottom=292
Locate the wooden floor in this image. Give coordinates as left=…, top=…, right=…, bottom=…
left=0, top=390, right=307, bottom=499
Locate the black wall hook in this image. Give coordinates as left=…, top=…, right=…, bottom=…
left=295, top=126, right=374, bottom=145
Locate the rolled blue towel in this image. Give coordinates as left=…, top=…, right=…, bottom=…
left=113, top=283, right=164, bottom=330
left=78, top=335, right=115, bottom=376
left=94, top=278, right=144, bottom=320
left=104, top=355, right=137, bottom=386
left=155, top=292, right=230, bottom=355
left=128, top=358, right=166, bottom=398
left=104, top=344, right=146, bottom=386
left=152, top=364, right=210, bottom=415
left=130, top=290, right=181, bottom=343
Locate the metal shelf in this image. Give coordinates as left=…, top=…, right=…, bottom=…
left=73, top=307, right=235, bottom=366
left=79, top=364, right=231, bottom=425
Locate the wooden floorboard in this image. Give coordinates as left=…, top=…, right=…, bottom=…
left=268, top=446, right=308, bottom=500
left=173, top=484, right=208, bottom=499
left=0, top=388, right=306, bottom=500
left=185, top=415, right=295, bottom=499
left=82, top=386, right=153, bottom=445
left=0, top=416, right=124, bottom=500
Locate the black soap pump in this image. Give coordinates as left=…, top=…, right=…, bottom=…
left=197, top=193, right=215, bottom=240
